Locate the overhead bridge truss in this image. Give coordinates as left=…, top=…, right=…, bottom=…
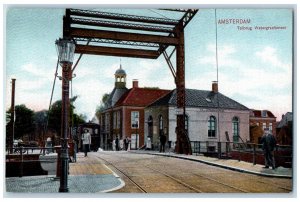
left=62, top=8, right=198, bottom=154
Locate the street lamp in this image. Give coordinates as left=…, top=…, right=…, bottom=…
left=55, top=37, right=75, bottom=192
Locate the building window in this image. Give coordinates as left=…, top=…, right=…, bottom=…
left=131, top=111, right=139, bottom=128
left=185, top=115, right=189, bottom=131
left=148, top=116, right=153, bottom=137
left=208, top=116, right=216, bottom=138
left=263, top=122, right=267, bottom=130
left=113, top=112, right=117, bottom=129
left=158, top=115, right=163, bottom=135
left=159, top=115, right=163, bottom=130
left=232, top=117, right=239, bottom=142
left=269, top=123, right=273, bottom=133
left=117, top=111, right=120, bottom=129
left=262, top=110, right=267, bottom=117
left=105, top=113, right=110, bottom=131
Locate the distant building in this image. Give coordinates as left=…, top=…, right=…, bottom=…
left=145, top=82, right=250, bottom=151
left=100, top=66, right=170, bottom=150
left=276, top=112, right=292, bottom=145
left=249, top=109, right=277, bottom=143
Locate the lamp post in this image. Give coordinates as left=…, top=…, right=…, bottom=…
left=55, top=38, right=75, bottom=192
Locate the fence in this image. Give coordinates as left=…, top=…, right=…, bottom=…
left=6, top=146, right=76, bottom=177
left=190, top=141, right=292, bottom=168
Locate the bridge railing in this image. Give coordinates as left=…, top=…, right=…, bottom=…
left=5, top=145, right=77, bottom=178
left=190, top=141, right=292, bottom=168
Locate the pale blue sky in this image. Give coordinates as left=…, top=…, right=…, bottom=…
left=5, top=7, right=293, bottom=120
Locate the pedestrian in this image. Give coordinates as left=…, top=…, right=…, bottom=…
left=146, top=136, right=152, bottom=150
left=260, top=128, right=277, bottom=169
left=81, top=129, right=91, bottom=157
left=159, top=133, right=166, bottom=152
left=45, top=137, right=52, bottom=154
left=123, top=136, right=129, bottom=151
left=115, top=136, right=120, bottom=151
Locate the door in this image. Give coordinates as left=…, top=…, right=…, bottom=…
left=131, top=134, right=139, bottom=149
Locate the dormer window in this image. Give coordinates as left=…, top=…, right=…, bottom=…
left=262, top=110, right=267, bottom=117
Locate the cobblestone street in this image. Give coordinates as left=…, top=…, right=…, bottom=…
left=5, top=151, right=293, bottom=195
left=95, top=151, right=292, bottom=193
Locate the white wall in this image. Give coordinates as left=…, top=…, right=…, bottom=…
left=168, top=107, right=250, bottom=143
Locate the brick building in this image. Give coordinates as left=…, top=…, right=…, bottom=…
left=100, top=66, right=170, bottom=150
left=249, top=109, right=277, bottom=144
left=276, top=112, right=292, bottom=145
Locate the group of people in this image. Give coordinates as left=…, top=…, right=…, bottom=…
left=43, top=127, right=277, bottom=170
left=113, top=136, right=130, bottom=151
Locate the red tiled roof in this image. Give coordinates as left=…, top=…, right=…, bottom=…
left=115, top=87, right=171, bottom=107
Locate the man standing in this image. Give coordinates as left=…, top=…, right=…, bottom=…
left=124, top=137, right=129, bottom=151
left=81, top=129, right=91, bottom=157
left=115, top=136, right=120, bottom=151
left=159, top=133, right=166, bottom=153
left=261, top=128, right=277, bottom=169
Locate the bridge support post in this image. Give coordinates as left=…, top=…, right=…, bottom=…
left=175, top=22, right=192, bottom=155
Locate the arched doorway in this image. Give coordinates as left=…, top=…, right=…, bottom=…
left=147, top=115, right=153, bottom=149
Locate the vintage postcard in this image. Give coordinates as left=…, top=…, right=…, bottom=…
left=3, top=4, right=295, bottom=198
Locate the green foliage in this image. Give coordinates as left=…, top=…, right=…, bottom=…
left=47, top=96, right=86, bottom=134
left=95, top=93, right=110, bottom=121
left=11, top=104, right=34, bottom=139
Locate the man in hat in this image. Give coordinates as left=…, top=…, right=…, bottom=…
left=260, top=127, right=277, bottom=169
left=81, top=129, right=91, bottom=157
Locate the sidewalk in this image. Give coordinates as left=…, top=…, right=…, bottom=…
left=5, top=153, right=124, bottom=194
left=131, top=150, right=292, bottom=178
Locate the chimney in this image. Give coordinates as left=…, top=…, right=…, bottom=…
left=212, top=81, right=218, bottom=93
left=132, top=79, right=139, bottom=88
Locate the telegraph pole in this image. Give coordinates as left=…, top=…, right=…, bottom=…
left=10, top=78, right=16, bottom=152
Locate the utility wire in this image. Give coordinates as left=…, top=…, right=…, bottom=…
left=72, top=39, right=91, bottom=73
left=44, top=58, right=59, bottom=136
left=215, top=9, right=221, bottom=145
left=148, top=9, right=171, bottom=19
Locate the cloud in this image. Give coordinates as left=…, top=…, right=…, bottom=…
left=255, top=47, right=290, bottom=70
left=198, top=44, right=240, bottom=68
left=21, top=63, right=54, bottom=79
left=191, top=44, right=292, bottom=120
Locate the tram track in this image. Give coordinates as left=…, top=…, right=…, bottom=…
left=252, top=178, right=292, bottom=192
left=147, top=157, right=292, bottom=193
left=143, top=158, right=249, bottom=193
left=95, top=154, right=203, bottom=193
left=95, top=155, right=148, bottom=193
left=143, top=164, right=203, bottom=193
left=94, top=153, right=242, bottom=193
left=92, top=152, right=292, bottom=193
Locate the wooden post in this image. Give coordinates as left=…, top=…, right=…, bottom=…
left=175, top=22, right=192, bottom=155
left=253, top=144, right=256, bottom=165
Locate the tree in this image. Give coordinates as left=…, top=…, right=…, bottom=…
left=95, top=93, right=110, bottom=121
left=6, top=104, right=35, bottom=140
left=47, top=96, right=86, bottom=135
left=34, top=110, right=48, bottom=143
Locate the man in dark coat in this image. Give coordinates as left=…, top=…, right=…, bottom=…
left=115, top=136, right=119, bottom=151
left=159, top=133, right=166, bottom=153
left=261, top=128, right=277, bottom=169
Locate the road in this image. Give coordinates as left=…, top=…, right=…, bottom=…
left=89, top=151, right=292, bottom=193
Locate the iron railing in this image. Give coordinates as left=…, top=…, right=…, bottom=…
left=190, top=141, right=292, bottom=167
